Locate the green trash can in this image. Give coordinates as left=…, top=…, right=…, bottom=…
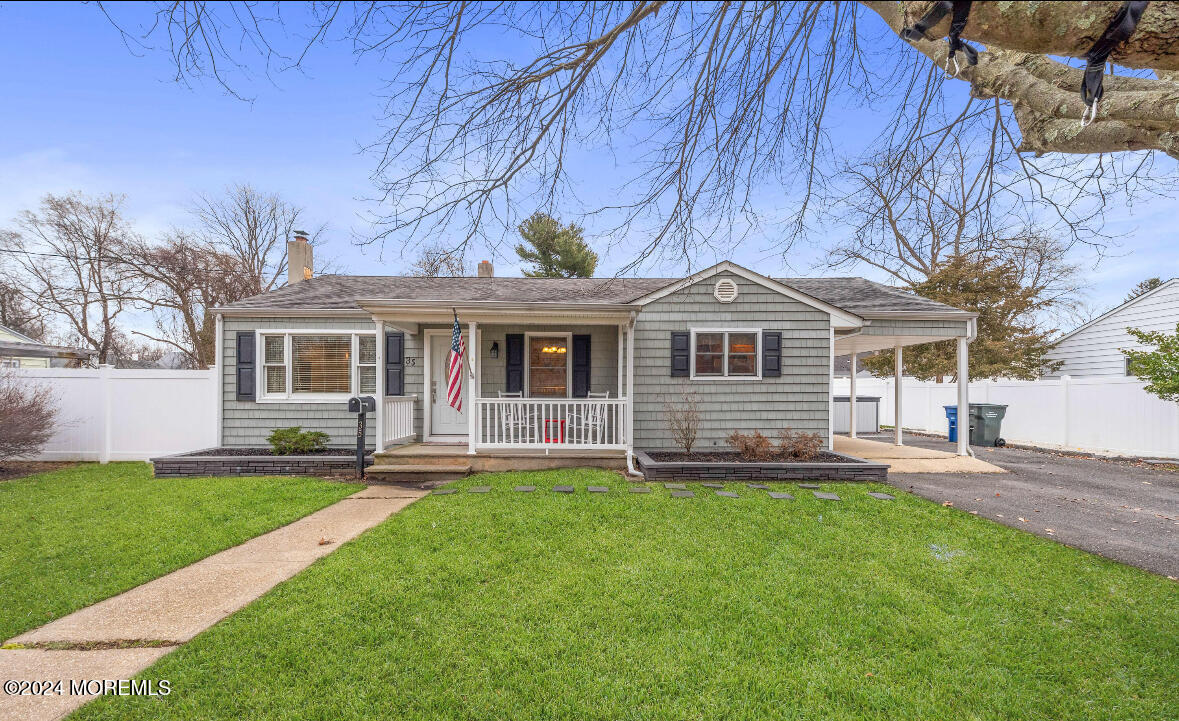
left=968, top=403, right=1008, bottom=447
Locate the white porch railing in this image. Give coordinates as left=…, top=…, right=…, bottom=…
left=475, top=398, right=627, bottom=450
left=382, top=395, right=416, bottom=447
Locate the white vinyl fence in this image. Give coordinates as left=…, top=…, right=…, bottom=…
left=13, top=367, right=218, bottom=462
left=834, top=376, right=1179, bottom=459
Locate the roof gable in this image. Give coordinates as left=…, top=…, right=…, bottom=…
left=1052, top=278, right=1179, bottom=345
left=628, top=261, right=862, bottom=328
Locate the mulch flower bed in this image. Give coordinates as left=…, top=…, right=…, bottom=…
left=183, top=448, right=360, bottom=457
left=646, top=450, right=849, bottom=464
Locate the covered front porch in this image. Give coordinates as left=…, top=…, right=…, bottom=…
left=361, top=300, right=637, bottom=461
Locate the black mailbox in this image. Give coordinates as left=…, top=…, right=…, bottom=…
left=346, top=396, right=376, bottom=478
left=348, top=396, right=376, bottom=413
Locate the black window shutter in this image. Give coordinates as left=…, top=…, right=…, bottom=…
left=235, top=332, right=255, bottom=401
left=572, top=335, right=591, bottom=397
left=385, top=332, right=404, bottom=396
left=762, top=331, right=781, bottom=378
left=505, top=333, right=524, bottom=393
left=670, top=332, right=690, bottom=377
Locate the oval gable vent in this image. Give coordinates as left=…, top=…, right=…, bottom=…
left=713, top=278, right=738, bottom=303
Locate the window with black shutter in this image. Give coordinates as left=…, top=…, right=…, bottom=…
left=235, top=332, right=256, bottom=401
left=505, top=333, right=524, bottom=393
left=572, top=335, right=591, bottom=397
left=385, top=332, right=404, bottom=396
left=762, top=331, right=781, bottom=378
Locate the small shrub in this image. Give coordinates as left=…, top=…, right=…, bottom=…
left=778, top=428, right=823, bottom=460
left=663, top=389, right=701, bottom=453
left=0, top=372, right=58, bottom=463
left=726, top=430, right=773, bottom=461
left=267, top=426, right=330, bottom=455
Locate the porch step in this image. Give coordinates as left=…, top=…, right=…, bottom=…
left=366, top=463, right=471, bottom=482
left=373, top=451, right=470, bottom=467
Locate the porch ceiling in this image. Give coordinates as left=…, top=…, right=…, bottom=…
left=834, top=334, right=962, bottom=355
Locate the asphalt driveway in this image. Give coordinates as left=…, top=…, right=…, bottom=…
left=880, top=435, right=1179, bottom=578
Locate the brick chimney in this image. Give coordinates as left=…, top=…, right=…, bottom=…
left=477, top=260, right=494, bottom=278
left=287, top=230, right=313, bottom=284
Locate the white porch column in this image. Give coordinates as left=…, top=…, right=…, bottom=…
left=827, top=326, right=835, bottom=450
left=848, top=351, right=858, bottom=439
left=956, top=336, right=969, bottom=456
left=468, top=320, right=478, bottom=455
left=617, top=324, right=624, bottom=398
left=893, top=345, right=903, bottom=446
left=374, top=319, right=384, bottom=451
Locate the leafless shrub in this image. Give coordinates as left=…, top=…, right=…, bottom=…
left=778, top=428, right=823, bottom=461
left=0, top=372, right=58, bottom=464
left=663, top=389, right=701, bottom=454
left=727, top=430, right=773, bottom=461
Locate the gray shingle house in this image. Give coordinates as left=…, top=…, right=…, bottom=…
left=214, top=237, right=976, bottom=477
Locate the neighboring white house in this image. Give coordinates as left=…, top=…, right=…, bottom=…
left=1044, top=278, right=1179, bottom=377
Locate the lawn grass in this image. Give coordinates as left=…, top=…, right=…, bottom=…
left=0, top=462, right=357, bottom=640
left=77, top=469, right=1177, bottom=721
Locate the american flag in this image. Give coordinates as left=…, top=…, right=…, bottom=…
left=446, top=311, right=465, bottom=412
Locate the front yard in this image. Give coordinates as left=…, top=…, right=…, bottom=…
left=76, top=468, right=1177, bottom=721
left=0, top=463, right=357, bottom=641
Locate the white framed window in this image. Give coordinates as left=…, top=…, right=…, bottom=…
left=524, top=332, right=572, bottom=398
left=257, top=331, right=377, bottom=402
left=691, top=328, right=760, bottom=380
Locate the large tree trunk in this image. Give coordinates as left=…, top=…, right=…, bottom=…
left=862, top=1, right=1179, bottom=159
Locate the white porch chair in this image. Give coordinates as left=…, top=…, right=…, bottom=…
left=571, top=393, right=609, bottom=444
left=496, top=391, right=529, bottom=442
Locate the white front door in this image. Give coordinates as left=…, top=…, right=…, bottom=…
left=430, top=333, right=468, bottom=437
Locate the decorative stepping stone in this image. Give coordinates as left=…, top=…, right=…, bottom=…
left=664, top=483, right=687, bottom=490
left=468, top=486, right=491, bottom=493
left=629, top=487, right=652, bottom=494
left=814, top=491, right=841, bottom=501
left=552, top=485, right=574, bottom=493
left=670, top=490, right=695, bottom=498
left=867, top=492, right=895, bottom=500
left=747, top=483, right=769, bottom=490
left=432, top=488, right=457, bottom=495
left=514, top=485, right=536, bottom=492
left=702, top=483, right=723, bottom=488
left=716, top=491, right=739, bottom=498
left=588, top=486, right=609, bottom=493
left=799, top=483, right=820, bottom=490
left=768, top=492, right=794, bottom=500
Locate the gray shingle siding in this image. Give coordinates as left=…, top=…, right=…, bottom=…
left=222, top=316, right=378, bottom=448
left=632, top=271, right=831, bottom=451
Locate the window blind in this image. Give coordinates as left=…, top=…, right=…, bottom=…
left=292, top=335, right=352, bottom=393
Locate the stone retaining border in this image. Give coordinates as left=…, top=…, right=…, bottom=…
left=634, top=450, right=888, bottom=482
left=151, top=448, right=373, bottom=478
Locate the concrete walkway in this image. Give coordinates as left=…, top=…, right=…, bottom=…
left=0, top=485, right=425, bottom=721
left=834, top=434, right=1005, bottom=473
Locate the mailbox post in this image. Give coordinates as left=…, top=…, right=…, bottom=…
left=347, top=395, right=376, bottom=478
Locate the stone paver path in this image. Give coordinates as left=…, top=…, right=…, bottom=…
left=670, top=490, right=695, bottom=498
left=0, top=486, right=424, bottom=721
left=814, top=491, right=841, bottom=501
left=868, top=492, right=895, bottom=500
left=768, top=492, right=794, bottom=500
left=514, top=485, right=535, bottom=492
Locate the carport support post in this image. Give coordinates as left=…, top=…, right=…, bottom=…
left=848, top=352, right=858, bottom=439
left=956, top=336, right=969, bottom=456
left=893, top=345, right=903, bottom=446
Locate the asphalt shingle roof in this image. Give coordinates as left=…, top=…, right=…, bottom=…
left=219, top=273, right=969, bottom=317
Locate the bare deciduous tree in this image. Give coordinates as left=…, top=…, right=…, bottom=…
left=1, top=193, right=141, bottom=361
left=190, top=184, right=323, bottom=295
left=0, top=371, right=58, bottom=464
left=409, top=245, right=468, bottom=277
left=0, top=275, right=44, bottom=340
left=98, top=2, right=1179, bottom=267
left=119, top=231, right=257, bottom=368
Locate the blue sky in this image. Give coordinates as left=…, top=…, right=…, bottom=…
left=1, top=2, right=1175, bottom=327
